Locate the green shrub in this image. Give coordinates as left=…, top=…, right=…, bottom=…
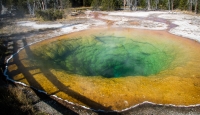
left=179, top=0, right=188, bottom=10
left=101, top=0, right=122, bottom=11
left=91, top=0, right=102, bottom=10
left=36, top=9, right=64, bottom=21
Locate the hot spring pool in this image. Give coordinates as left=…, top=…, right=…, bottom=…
left=8, top=28, right=200, bottom=110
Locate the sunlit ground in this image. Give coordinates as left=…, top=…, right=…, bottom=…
left=8, top=28, right=200, bottom=111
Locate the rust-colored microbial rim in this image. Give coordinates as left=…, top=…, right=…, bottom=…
left=5, top=28, right=200, bottom=111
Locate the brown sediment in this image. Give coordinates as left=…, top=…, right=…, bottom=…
left=128, top=21, right=141, bottom=26
left=7, top=28, right=200, bottom=111
left=91, top=12, right=115, bottom=27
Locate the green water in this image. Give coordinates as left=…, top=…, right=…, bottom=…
left=32, top=34, right=175, bottom=78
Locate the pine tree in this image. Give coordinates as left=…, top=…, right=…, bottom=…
left=159, top=0, right=168, bottom=10
left=179, top=0, right=187, bottom=10
left=101, top=0, right=112, bottom=10
left=101, top=0, right=122, bottom=11
left=138, top=0, right=146, bottom=9
left=83, top=0, right=92, bottom=6
left=173, top=0, right=180, bottom=9
left=91, top=0, right=101, bottom=10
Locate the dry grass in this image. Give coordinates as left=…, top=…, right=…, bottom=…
left=0, top=81, right=50, bottom=115
left=173, top=9, right=200, bottom=16
left=0, top=83, right=33, bottom=115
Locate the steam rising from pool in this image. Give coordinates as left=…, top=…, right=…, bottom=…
left=33, top=34, right=175, bottom=78
left=8, top=28, right=200, bottom=111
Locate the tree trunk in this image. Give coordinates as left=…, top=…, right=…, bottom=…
left=35, top=0, right=38, bottom=9
left=41, top=1, right=44, bottom=10
left=171, top=0, right=174, bottom=12
left=134, top=0, right=137, bottom=10
left=124, top=0, right=126, bottom=10
left=190, top=0, right=192, bottom=12
left=147, top=0, right=151, bottom=10
left=27, top=0, right=32, bottom=15
left=168, top=0, right=170, bottom=11
left=37, top=0, right=42, bottom=10
left=188, top=0, right=193, bottom=11
left=195, top=0, right=198, bottom=14
left=27, top=0, right=35, bottom=16
left=33, top=0, right=35, bottom=15
left=155, top=0, right=159, bottom=10
left=127, top=0, right=133, bottom=11
left=191, top=0, right=193, bottom=12
left=59, top=0, right=63, bottom=9
left=44, top=0, right=47, bottom=10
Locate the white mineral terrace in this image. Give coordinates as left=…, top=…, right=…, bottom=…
left=17, top=11, right=200, bottom=42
